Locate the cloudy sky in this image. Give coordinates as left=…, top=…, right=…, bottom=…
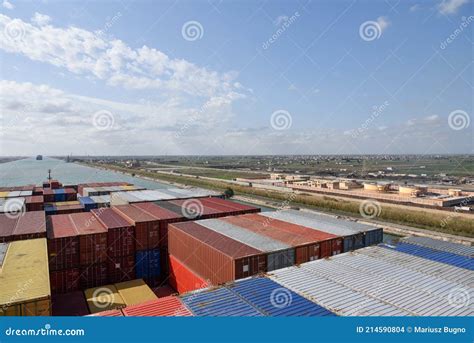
left=0, top=0, right=472, bottom=156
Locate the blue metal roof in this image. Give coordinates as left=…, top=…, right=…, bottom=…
left=78, top=196, right=95, bottom=205
left=181, top=287, right=263, bottom=317
left=383, top=243, right=474, bottom=271
left=227, top=277, right=335, bottom=316
left=53, top=188, right=66, bottom=194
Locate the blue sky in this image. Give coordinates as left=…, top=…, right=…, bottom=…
left=0, top=0, right=472, bottom=155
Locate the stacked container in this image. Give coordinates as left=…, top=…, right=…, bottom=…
left=25, top=195, right=44, bottom=211
left=0, top=239, right=51, bottom=316
left=0, top=212, right=46, bottom=243
left=121, top=296, right=193, bottom=317
left=91, top=208, right=136, bottom=283
left=52, top=291, right=89, bottom=316
left=78, top=197, right=98, bottom=211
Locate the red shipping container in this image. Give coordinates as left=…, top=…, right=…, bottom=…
left=10, top=211, right=46, bottom=242
left=122, top=296, right=192, bottom=316
left=0, top=214, right=18, bottom=243
left=112, top=205, right=160, bottom=251
left=91, top=208, right=135, bottom=257
left=168, top=222, right=266, bottom=285
left=168, top=254, right=210, bottom=294
left=25, top=195, right=44, bottom=211
left=33, top=187, right=44, bottom=196
left=203, top=197, right=261, bottom=213
left=107, top=255, right=135, bottom=284
left=43, top=189, right=55, bottom=202
left=80, top=263, right=107, bottom=289
left=69, top=213, right=108, bottom=266
left=64, top=188, right=77, bottom=201
left=52, top=291, right=89, bottom=316
left=87, top=309, right=123, bottom=317
left=50, top=268, right=80, bottom=294
left=54, top=204, right=84, bottom=215
left=47, top=215, right=80, bottom=271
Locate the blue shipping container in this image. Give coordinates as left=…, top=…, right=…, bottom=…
left=53, top=189, right=66, bottom=202
left=78, top=196, right=98, bottom=211
left=227, top=277, right=335, bottom=316
left=44, top=204, right=57, bottom=215
left=181, top=287, right=263, bottom=317
left=383, top=243, right=474, bottom=271
left=135, top=249, right=161, bottom=279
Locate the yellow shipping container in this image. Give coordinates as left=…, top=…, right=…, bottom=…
left=0, top=238, right=51, bottom=316
left=120, top=185, right=135, bottom=190
left=54, top=201, right=80, bottom=206
left=84, top=285, right=125, bottom=314
left=0, top=191, right=9, bottom=198
left=115, top=279, right=157, bottom=306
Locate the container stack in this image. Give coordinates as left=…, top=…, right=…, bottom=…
left=0, top=211, right=46, bottom=243
left=25, top=195, right=44, bottom=211
left=78, top=196, right=98, bottom=211
left=0, top=238, right=51, bottom=316
left=91, top=208, right=136, bottom=283
left=52, top=291, right=89, bottom=316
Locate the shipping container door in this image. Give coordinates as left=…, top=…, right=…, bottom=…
left=267, top=249, right=294, bottom=271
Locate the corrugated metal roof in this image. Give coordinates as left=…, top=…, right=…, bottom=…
left=227, top=277, right=335, bottom=316
left=181, top=287, right=263, bottom=316
left=133, top=202, right=182, bottom=220
left=269, top=246, right=474, bottom=316
left=91, top=208, right=132, bottom=229
left=122, top=297, right=193, bottom=317
left=384, top=243, right=474, bottom=271
left=260, top=210, right=361, bottom=236
left=401, top=236, right=474, bottom=257
left=198, top=218, right=291, bottom=252
left=115, top=279, right=158, bottom=306
left=0, top=239, right=50, bottom=305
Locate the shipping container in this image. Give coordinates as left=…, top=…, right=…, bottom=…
left=25, top=195, right=44, bottom=211
left=78, top=196, right=98, bottom=211
left=181, top=287, right=263, bottom=317
left=197, top=218, right=295, bottom=271
left=64, top=188, right=77, bottom=201
left=168, top=222, right=266, bottom=285
left=108, top=255, right=136, bottom=283
left=47, top=215, right=80, bottom=271
left=91, top=208, right=135, bottom=257
left=50, top=268, right=80, bottom=294
left=0, top=197, right=25, bottom=215
left=0, top=214, right=19, bottom=243
left=400, top=236, right=474, bottom=257
left=222, top=214, right=342, bottom=263
left=87, top=309, right=123, bottom=317
left=122, top=296, right=192, bottom=316
left=0, top=239, right=51, bottom=316
left=135, top=249, right=161, bottom=280
left=84, top=284, right=126, bottom=314
left=70, top=213, right=108, bottom=266
left=384, top=243, right=474, bottom=270
left=115, top=279, right=158, bottom=306
left=80, top=263, right=108, bottom=289
left=112, top=205, right=160, bottom=251
left=54, top=204, right=84, bottom=215
left=226, top=277, right=335, bottom=316
left=268, top=246, right=473, bottom=316
left=53, top=189, right=66, bottom=202
left=261, top=209, right=382, bottom=252
left=168, top=254, right=210, bottom=293
left=203, top=197, right=260, bottom=213
left=52, top=291, right=89, bottom=316
left=43, top=189, right=55, bottom=202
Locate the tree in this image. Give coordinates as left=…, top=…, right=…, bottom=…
left=223, top=187, right=234, bottom=198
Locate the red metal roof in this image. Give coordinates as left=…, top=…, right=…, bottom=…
left=0, top=214, right=18, bottom=238
left=112, top=205, right=158, bottom=224
left=25, top=195, right=44, bottom=204
left=133, top=202, right=183, bottom=221
left=169, top=222, right=263, bottom=259
left=87, top=309, right=123, bottom=317
left=170, top=199, right=220, bottom=215
left=121, top=297, right=193, bottom=316
left=91, top=208, right=132, bottom=229
left=47, top=214, right=76, bottom=239
left=203, top=197, right=258, bottom=211
left=47, top=213, right=106, bottom=238
left=69, top=212, right=107, bottom=235
left=13, top=211, right=46, bottom=236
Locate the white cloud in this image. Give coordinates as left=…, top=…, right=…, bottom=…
left=31, top=13, right=51, bottom=26
left=409, top=4, right=421, bottom=12
left=0, top=14, right=244, bottom=99
left=2, top=0, right=13, bottom=10
left=437, top=0, right=469, bottom=14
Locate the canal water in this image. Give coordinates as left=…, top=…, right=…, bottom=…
left=0, top=157, right=169, bottom=189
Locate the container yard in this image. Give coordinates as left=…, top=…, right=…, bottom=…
left=0, top=178, right=471, bottom=319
